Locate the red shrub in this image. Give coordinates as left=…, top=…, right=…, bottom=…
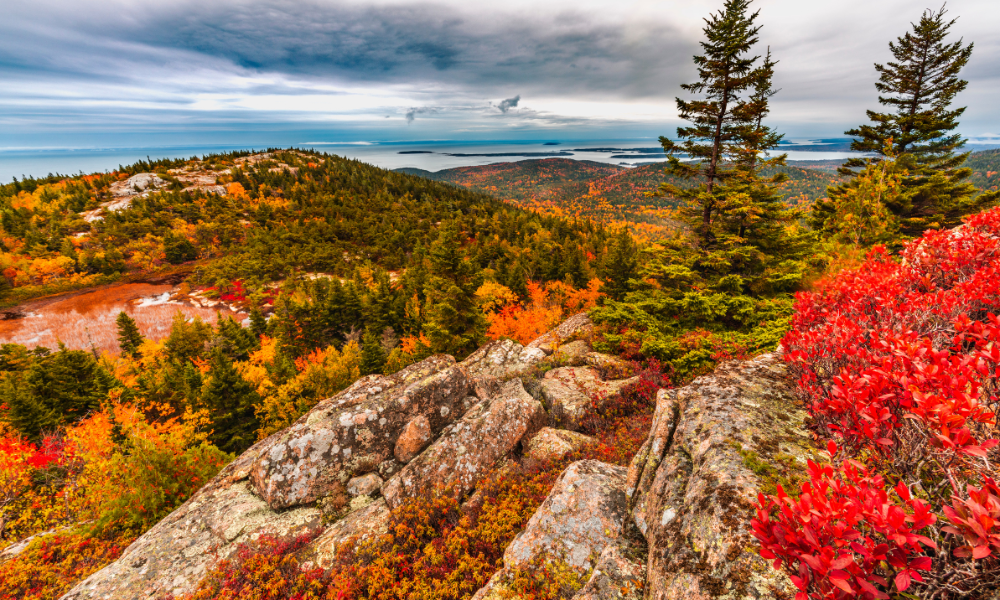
left=942, top=478, right=1000, bottom=560
left=754, top=444, right=936, bottom=600
left=757, top=207, right=1000, bottom=597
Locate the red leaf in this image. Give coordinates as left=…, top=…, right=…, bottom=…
left=895, top=570, right=911, bottom=591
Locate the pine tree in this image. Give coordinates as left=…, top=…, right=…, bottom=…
left=818, top=6, right=994, bottom=236
left=821, top=144, right=904, bottom=247
left=249, top=307, right=268, bottom=339
left=115, top=311, right=144, bottom=359
left=213, top=316, right=256, bottom=361
left=654, top=0, right=812, bottom=293
left=3, top=345, right=111, bottom=441
left=602, top=229, right=639, bottom=300
left=657, top=0, right=763, bottom=246
left=360, top=327, right=387, bottom=376
left=422, top=221, right=485, bottom=356
left=200, top=347, right=260, bottom=454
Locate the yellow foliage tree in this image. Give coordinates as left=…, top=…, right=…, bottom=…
left=253, top=341, right=362, bottom=440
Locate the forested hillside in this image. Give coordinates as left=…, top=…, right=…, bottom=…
left=0, top=149, right=630, bottom=599
left=966, top=148, right=1000, bottom=193
left=401, top=158, right=844, bottom=239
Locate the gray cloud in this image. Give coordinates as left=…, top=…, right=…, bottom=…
left=1, top=0, right=999, bottom=144
left=0, top=0, right=695, bottom=100
left=405, top=107, right=436, bottom=123
left=496, top=95, right=521, bottom=113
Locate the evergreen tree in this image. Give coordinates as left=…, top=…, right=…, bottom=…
left=200, top=347, right=260, bottom=454
left=163, top=233, right=198, bottom=264
left=3, top=345, right=111, bottom=441
left=820, top=144, right=904, bottom=247
left=658, top=0, right=763, bottom=246
left=654, top=0, right=812, bottom=293
left=248, top=307, right=268, bottom=339
left=360, top=327, right=387, bottom=376
left=213, top=316, right=256, bottom=361
left=422, top=221, right=485, bottom=356
left=115, top=311, right=144, bottom=359
left=817, top=6, right=994, bottom=236
left=602, top=229, right=639, bottom=300
left=163, top=312, right=212, bottom=365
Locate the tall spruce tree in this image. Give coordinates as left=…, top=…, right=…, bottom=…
left=817, top=5, right=994, bottom=236
left=658, top=0, right=763, bottom=246
left=602, top=229, right=639, bottom=300
left=655, top=0, right=811, bottom=292
left=3, top=345, right=111, bottom=442
left=201, top=347, right=260, bottom=454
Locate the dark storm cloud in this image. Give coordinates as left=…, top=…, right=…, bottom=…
left=0, top=0, right=694, bottom=100
left=2, top=0, right=999, bottom=145
left=405, top=106, right=439, bottom=123
left=496, top=95, right=521, bottom=113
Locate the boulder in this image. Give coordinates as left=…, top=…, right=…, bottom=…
left=347, top=473, right=383, bottom=497
left=627, top=352, right=811, bottom=600
left=585, top=352, right=634, bottom=378
left=552, top=340, right=591, bottom=365
left=571, top=544, right=645, bottom=600
left=524, top=427, right=596, bottom=462
left=472, top=460, right=629, bottom=600
left=540, top=367, right=639, bottom=431
left=111, top=173, right=168, bottom=197
left=528, top=312, right=594, bottom=354
left=382, top=379, right=546, bottom=509
left=250, top=355, right=470, bottom=510
left=299, top=498, right=391, bottom=570
left=394, top=415, right=432, bottom=463
left=461, top=337, right=546, bottom=386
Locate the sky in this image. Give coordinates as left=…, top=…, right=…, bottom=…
left=2, top=0, right=999, bottom=149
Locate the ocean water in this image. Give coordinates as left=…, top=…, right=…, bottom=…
left=0, top=139, right=868, bottom=183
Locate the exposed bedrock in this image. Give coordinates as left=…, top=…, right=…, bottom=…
left=57, top=315, right=814, bottom=600
left=61, top=313, right=642, bottom=600
left=627, top=351, right=812, bottom=600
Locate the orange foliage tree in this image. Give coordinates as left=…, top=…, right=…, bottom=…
left=482, top=279, right=603, bottom=345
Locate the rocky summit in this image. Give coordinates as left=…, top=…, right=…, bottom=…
left=59, top=314, right=812, bottom=600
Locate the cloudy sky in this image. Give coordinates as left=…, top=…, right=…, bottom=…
left=2, top=0, right=999, bottom=148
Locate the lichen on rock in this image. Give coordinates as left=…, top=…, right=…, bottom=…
left=382, top=378, right=546, bottom=508
left=627, top=351, right=809, bottom=600
left=250, top=354, right=470, bottom=510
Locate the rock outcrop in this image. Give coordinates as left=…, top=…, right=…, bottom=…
left=626, top=351, right=810, bottom=600
left=523, top=427, right=596, bottom=462
left=572, top=544, right=645, bottom=600
left=62, top=313, right=648, bottom=600
left=250, top=355, right=468, bottom=510
left=60, top=313, right=811, bottom=600
left=462, top=337, right=547, bottom=384
left=541, top=366, right=639, bottom=431
left=527, top=312, right=595, bottom=354
left=472, top=460, right=630, bottom=600
left=299, top=498, right=390, bottom=570
left=381, top=379, right=545, bottom=508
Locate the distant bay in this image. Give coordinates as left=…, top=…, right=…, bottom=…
left=0, top=139, right=878, bottom=183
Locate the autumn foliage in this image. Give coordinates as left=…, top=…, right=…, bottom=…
left=0, top=400, right=228, bottom=600
left=170, top=358, right=664, bottom=600
left=482, top=279, right=603, bottom=345
left=754, top=207, right=1000, bottom=597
